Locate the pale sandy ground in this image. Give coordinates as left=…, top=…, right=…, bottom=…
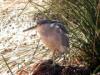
left=0, top=0, right=50, bottom=74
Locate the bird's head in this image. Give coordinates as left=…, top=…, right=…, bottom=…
left=23, top=19, right=68, bottom=34
left=23, top=20, right=54, bottom=32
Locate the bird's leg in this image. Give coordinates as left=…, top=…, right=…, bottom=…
left=52, top=50, right=56, bottom=65
left=52, top=50, right=56, bottom=73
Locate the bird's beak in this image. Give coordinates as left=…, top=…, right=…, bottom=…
left=23, top=25, right=37, bottom=32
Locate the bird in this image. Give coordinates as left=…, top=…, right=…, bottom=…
left=23, top=19, right=69, bottom=64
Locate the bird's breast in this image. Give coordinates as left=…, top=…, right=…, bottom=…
left=36, top=25, right=68, bottom=53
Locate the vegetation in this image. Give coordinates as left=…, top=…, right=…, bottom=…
left=32, top=0, right=100, bottom=74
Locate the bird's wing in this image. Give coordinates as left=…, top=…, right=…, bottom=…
left=57, top=23, right=68, bottom=34
left=51, top=21, right=69, bottom=34
left=61, top=33, right=69, bottom=47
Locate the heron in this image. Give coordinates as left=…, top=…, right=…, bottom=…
left=23, top=20, right=69, bottom=65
